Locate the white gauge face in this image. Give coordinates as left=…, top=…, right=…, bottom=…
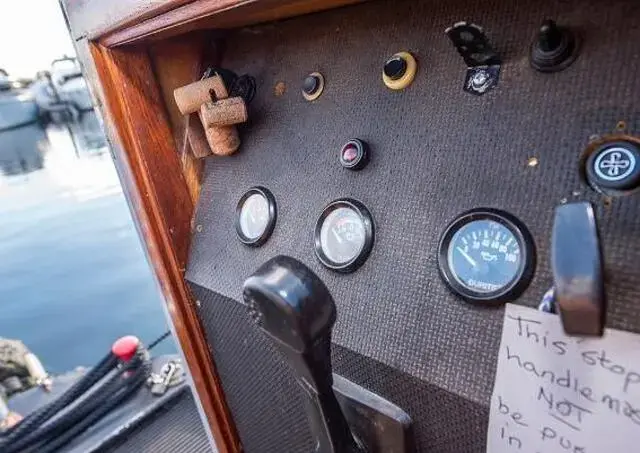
left=319, top=207, right=366, bottom=264
left=239, top=193, right=270, bottom=240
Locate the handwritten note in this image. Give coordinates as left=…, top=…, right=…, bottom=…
left=487, top=304, right=640, bottom=453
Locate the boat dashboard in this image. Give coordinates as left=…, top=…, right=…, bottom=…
left=57, top=0, right=640, bottom=451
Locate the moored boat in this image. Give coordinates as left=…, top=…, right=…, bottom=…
left=0, top=69, right=47, bottom=176
left=31, top=57, right=106, bottom=153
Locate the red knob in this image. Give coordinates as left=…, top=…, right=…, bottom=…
left=111, top=335, right=140, bottom=362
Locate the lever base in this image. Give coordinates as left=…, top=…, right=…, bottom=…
left=334, top=374, right=413, bottom=453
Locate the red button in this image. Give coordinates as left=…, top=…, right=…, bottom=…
left=342, top=145, right=358, bottom=162
left=112, top=335, right=140, bottom=362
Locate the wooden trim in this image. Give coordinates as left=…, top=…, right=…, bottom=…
left=100, top=0, right=363, bottom=46
left=88, top=42, right=241, bottom=453
left=148, top=34, right=212, bottom=203
left=63, top=0, right=196, bottom=41
left=63, top=0, right=363, bottom=45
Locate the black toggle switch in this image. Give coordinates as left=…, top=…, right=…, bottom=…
left=551, top=202, right=606, bottom=336
left=530, top=19, right=579, bottom=72
left=538, top=20, right=563, bottom=52
left=243, top=256, right=362, bottom=453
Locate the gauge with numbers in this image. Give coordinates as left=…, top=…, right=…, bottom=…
left=235, top=187, right=277, bottom=247
left=314, top=198, right=374, bottom=273
left=437, top=208, right=535, bottom=304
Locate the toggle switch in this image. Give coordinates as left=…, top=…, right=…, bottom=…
left=382, top=52, right=417, bottom=90
left=530, top=19, right=579, bottom=72
left=551, top=202, right=606, bottom=336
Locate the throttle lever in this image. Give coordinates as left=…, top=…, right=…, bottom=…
left=551, top=202, right=606, bottom=336
left=243, top=255, right=362, bottom=453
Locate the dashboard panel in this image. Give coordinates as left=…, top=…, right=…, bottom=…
left=184, top=0, right=640, bottom=450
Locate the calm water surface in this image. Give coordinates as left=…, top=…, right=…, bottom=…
left=0, top=128, right=174, bottom=374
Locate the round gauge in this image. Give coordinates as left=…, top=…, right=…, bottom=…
left=314, top=199, right=374, bottom=273
left=235, top=187, right=277, bottom=246
left=438, top=208, right=535, bottom=304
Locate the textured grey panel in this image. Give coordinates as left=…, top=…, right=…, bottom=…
left=191, top=284, right=488, bottom=452
left=192, top=283, right=316, bottom=453
left=186, top=0, right=640, bottom=420
left=104, top=391, right=214, bottom=453
left=332, top=343, right=489, bottom=453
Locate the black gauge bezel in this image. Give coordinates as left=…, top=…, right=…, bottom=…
left=437, top=208, right=536, bottom=305
left=235, top=186, right=277, bottom=247
left=314, top=198, right=374, bottom=273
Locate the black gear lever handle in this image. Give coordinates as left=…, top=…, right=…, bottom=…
left=243, top=256, right=361, bottom=453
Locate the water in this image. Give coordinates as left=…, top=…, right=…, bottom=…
left=0, top=127, right=175, bottom=374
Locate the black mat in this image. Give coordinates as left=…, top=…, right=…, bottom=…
left=192, top=283, right=488, bottom=452
left=105, top=391, right=214, bottom=453
left=186, top=0, right=640, bottom=450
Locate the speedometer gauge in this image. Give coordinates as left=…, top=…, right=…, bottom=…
left=314, top=199, right=374, bottom=273
left=438, top=208, right=535, bottom=304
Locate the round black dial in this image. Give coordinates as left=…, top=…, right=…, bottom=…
left=235, top=187, right=277, bottom=247
left=438, top=208, right=535, bottom=304
left=314, top=199, right=374, bottom=273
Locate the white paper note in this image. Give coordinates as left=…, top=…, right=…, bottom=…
left=487, top=304, right=640, bottom=453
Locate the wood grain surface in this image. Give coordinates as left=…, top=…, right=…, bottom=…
left=148, top=34, right=212, bottom=202
left=61, top=0, right=194, bottom=40
left=86, top=41, right=241, bottom=453
left=62, top=0, right=363, bottom=46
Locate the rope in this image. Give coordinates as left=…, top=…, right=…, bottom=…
left=0, top=352, right=117, bottom=444
left=147, top=331, right=171, bottom=351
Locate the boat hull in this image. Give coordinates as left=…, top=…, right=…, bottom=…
left=0, top=91, right=46, bottom=176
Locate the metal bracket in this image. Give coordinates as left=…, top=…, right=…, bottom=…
left=147, top=360, right=185, bottom=396
left=463, top=65, right=500, bottom=96
left=446, top=22, right=502, bottom=95
left=333, top=374, right=414, bottom=453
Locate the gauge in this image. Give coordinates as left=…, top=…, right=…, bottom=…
left=438, top=208, right=535, bottom=304
left=235, top=187, right=277, bottom=246
left=314, top=199, right=374, bottom=273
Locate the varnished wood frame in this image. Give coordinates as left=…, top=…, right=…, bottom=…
left=61, top=1, right=363, bottom=452
left=84, top=40, right=241, bottom=452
